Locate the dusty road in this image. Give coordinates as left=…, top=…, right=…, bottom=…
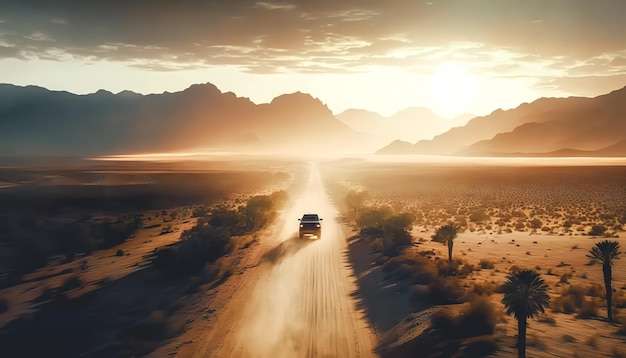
left=182, top=163, right=377, bottom=358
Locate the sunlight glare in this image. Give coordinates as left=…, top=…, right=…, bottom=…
left=431, top=62, right=478, bottom=118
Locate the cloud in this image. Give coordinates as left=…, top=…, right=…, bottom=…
left=1, top=0, right=625, bottom=78
left=534, top=74, right=626, bottom=96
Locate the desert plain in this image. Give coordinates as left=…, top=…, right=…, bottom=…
left=0, top=156, right=625, bottom=358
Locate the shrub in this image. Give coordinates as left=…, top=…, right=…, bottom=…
left=431, top=297, right=497, bottom=339
left=428, top=277, right=465, bottom=304
left=470, top=281, right=498, bottom=296
left=561, top=334, right=577, bottom=343
left=455, top=297, right=498, bottom=337
left=479, top=259, right=495, bottom=269
left=577, top=299, right=599, bottom=318
left=116, top=249, right=125, bottom=256
left=61, top=275, right=83, bottom=291
left=589, top=225, right=607, bottom=236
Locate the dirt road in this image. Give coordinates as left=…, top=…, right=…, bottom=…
left=182, top=163, right=377, bottom=358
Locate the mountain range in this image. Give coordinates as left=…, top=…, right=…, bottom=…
left=0, top=83, right=364, bottom=156
left=378, top=85, right=626, bottom=156
left=335, top=108, right=472, bottom=148
left=2, top=81, right=625, bottom=158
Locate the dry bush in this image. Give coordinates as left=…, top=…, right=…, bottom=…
left=478, top=259, right=495, bottom=270
left=431, top=297, right=498, bottom=339
left=552, top=284, right=589, bottom=314
left=585, top=335, right=598, bottom=347
left=577, top=299, right=599, bottom=318
left=428, top=277, right=466, bottom=304
left=561, top=334, right=577, bottom=343
left=470, top=281, right=498, bottom=296
left=60, top=275, right=83, bottom=291
left=559, top=273, right=570, bottom=284
left=537, top=313, right=556, bottom=325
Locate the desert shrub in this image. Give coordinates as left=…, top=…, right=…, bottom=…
left=431, top=297, right=497, bottom=339
left=154, top=225, right=231, bottom=273
left=0, top=297, right=7, bottom=313
left=537, top=313, right=556, bottom=325
left=469, top=210, right=489, bottom=223
left=344, top=190, right=369, bottom=218
left=208, top=207, right=247, bottom=235
left=552, top=285, right=587, bottom=314
left=243, top=191, right=287, bottom=230
left=587, top=283, right=606, bottom=299
left=585, top=335, right=598, bottom=347
left=116, top=249, right=124, bottom=256
left=100, top=216, right=142, bottom=248
left=577, top=299, right=599, bottom=318
left=559, top=273, right=570, bottom=284
left=428, top=277, right=465, bottom=304
left=192, top=206, right=209, bottom=217
left=60, top=275, right=83, bottom=291
left=527, top=333, right=547, bottom=349
left=458, top=263, right=476, bottom=277
left=455, top=297, right=498, bottom=337
left=589, top=225, right=607, bottom=236
left=561, top=334, right=577, bottom=343
left=358, top=208, right=414, bottom=251
left=530, top=218, right=542, bottom=229
left=470, top=281, right=498, bottom=296
left=478, top=259, right=495, bottom=269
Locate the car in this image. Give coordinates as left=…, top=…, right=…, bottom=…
left=298, top=213, right=322, bottom=239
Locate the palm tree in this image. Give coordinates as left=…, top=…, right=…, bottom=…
left=501, top=270, right=550, bottom=358
left=586, top=240, right=621, bottom=321
left=436, top=224, right=458, bottom=262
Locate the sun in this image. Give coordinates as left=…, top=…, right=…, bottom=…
left=431, top=62, right=478, bottom=119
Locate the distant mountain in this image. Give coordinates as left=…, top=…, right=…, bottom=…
left=378, top=85, right=626, bottom=156
left=336, top=107, right=470, bottom=147
left=0, top=83, right=361, bottom=156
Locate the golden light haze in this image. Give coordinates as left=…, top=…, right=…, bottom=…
left=2, top=1, right=626, bottom=119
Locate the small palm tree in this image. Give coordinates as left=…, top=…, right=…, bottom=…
left=587, top=240, right=621, bottom=321
left=502, top=270, right=550, bottom=358
left=436, top=224, right=458, bottom=262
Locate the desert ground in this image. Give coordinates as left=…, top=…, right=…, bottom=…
left=320, top=159, right=626, bottom=357
left=2, top=157, right=626, bottom=357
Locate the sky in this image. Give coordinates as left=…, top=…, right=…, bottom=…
left=2, top=0, right=626, bottom=118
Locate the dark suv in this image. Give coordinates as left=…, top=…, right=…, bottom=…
left=298, top=214, right=322, bottom=239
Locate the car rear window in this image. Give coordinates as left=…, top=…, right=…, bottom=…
left=302, top=214, right=318, bottom=220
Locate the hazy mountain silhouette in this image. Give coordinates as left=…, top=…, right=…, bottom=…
left=378, top=85, right=626, bottom=156
left=336, top=107, right=471, bottom=147
left=0, top=83, right=360, bottom=156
